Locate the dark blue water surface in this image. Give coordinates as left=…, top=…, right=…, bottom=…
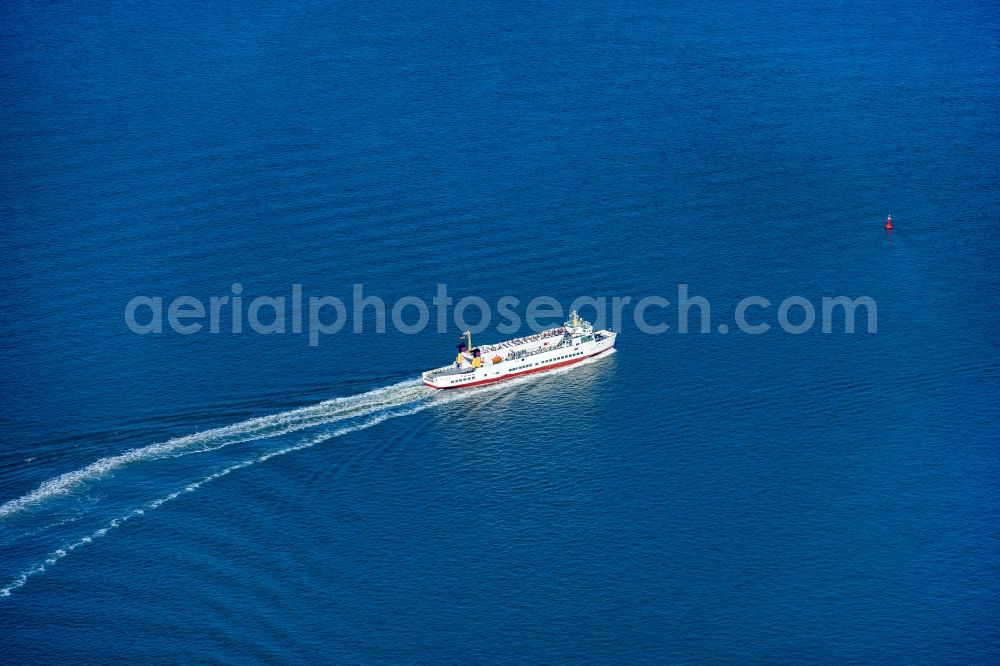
left=2, top=1, right=998, bottom=662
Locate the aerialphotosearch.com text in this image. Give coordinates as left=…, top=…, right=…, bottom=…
left=124, top=283, right=877, bottom=346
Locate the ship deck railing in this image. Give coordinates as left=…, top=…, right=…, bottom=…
left=478, top=327, right=568, bottom=354
left=425, top=337, right=576, bottom=379
left=423, top=366, right=475, bottom=379
left=503, top=337, right=571, bottom=361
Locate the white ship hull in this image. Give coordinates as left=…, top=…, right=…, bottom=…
left=422, top=318, right=617, bottom=389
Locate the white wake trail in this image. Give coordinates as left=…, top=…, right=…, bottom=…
left=0, top=379, right=486, bottom=598
left=0, top=379, right=426, bottom=519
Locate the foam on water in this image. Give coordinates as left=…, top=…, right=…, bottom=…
left=0, top=352, right=616, bottom=598
left=0, top=379, right=427, bottom=519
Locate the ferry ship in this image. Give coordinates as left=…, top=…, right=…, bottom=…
left=422, top=311, right=617, bottom=389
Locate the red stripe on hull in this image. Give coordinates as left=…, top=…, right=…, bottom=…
left=423, top=347, right=612, bottom=389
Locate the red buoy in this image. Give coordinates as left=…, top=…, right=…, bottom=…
left=885, top=214, right=893, bottom=230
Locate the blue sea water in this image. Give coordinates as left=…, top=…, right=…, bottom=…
left=1, top=0, right=998, bottom=662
